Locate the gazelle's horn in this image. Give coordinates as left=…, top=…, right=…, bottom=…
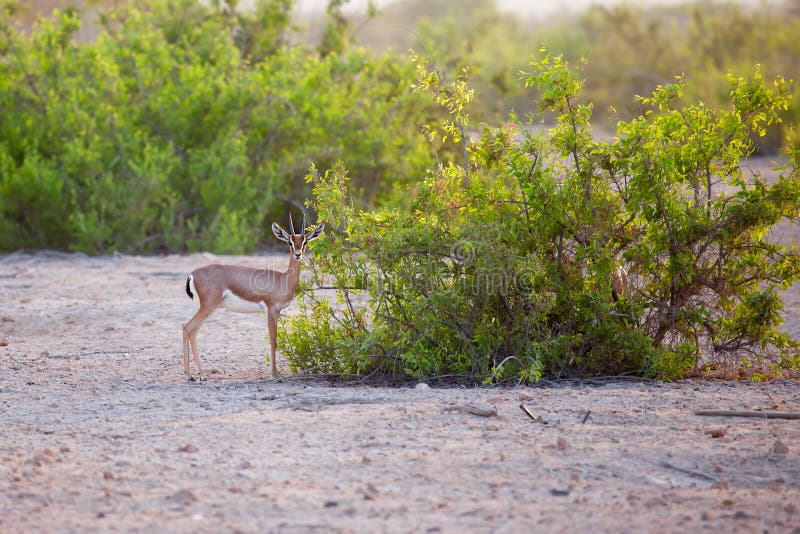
left=289, top=212, right=295, bottom=235
left=302, top=212, right=307, bottom=235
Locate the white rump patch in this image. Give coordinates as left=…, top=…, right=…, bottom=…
left=189, top=275, right=199, bottom=305
left=221, top=289, right=267, bottom=313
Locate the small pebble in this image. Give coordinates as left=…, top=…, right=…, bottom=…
left=772, top=440, right=789, bottom=454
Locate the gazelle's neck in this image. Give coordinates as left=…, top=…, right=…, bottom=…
left=284, top=254, right=302, bottom=294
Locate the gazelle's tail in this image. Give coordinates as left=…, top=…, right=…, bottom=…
left=185, top=275, right=194, bottom=299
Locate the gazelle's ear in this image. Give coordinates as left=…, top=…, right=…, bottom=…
left=272, top=222, right=291, bottom=244
left=305, top=223, right=325, bottom=243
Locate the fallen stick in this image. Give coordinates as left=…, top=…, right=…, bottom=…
left=694, top=410, right=800, bottom=420
left=518, top=404, right=559, bottom=423
left=520, top=404, right=539, bottom=421
left=442, top=404, right=497, bottom=417
left=660, top=461, right=718, bottom=482
left=581, top=410, right=591, bottom=424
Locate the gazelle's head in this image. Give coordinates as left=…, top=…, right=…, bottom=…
left=272, top=213, right=325, bottom=262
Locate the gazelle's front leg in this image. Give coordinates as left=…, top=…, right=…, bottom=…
left=182, top=324, right=191, bottom=379
left=267, top=309, right=280, bottom=378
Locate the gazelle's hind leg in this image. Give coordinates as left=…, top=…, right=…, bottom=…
left=182, top=304, right=217, bottom=381
left=188, top=330, right=206, bottom=381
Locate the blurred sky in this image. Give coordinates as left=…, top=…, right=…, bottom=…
left=290, top=0, right=769, bottom=18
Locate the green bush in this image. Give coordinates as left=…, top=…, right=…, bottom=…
left=280, top=52, right=800, bottom=382
left=0, top=0, right=433, bottom=253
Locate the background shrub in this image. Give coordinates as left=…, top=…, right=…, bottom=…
left=0, top=0, right=433, bottom=253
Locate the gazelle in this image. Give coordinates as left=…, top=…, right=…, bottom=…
left=182, top=214, right=324, bottom=381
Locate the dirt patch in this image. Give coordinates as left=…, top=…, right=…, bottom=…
left=1, top=252, right=799, bottom=532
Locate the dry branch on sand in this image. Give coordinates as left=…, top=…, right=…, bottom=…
left=694, top=410, right=800, bottom=420
left=441, top=404, right=497, bottom=417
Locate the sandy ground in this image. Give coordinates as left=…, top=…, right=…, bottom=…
left=1, top=251, right=799, bottom=533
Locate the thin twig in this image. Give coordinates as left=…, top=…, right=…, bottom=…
left=278, top=196, right=310, bottom=219
left=308, top=286, right=362, bottom=291
left=694, top=410, right=800, bottom=420
left=520, top=404, right=538, bottom=421
left=147, top=423, right=182, bottom=438
left=442, top=404, right=497, bottom=417
left=660, top=461, right=719, bottom=482
left=284, top=396, right=393, bottom=410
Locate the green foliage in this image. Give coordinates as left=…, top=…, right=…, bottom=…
left=0, top=0, right=432, bottom=253
left=545, top=2, right=800, bottom=152
left=410, top=53, right=473, bottom=174
left=357, top=1, right=800, bottom=153
left=358, top=0, right=538, bottom=125
left=281, top=51, right=800, bottom=383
